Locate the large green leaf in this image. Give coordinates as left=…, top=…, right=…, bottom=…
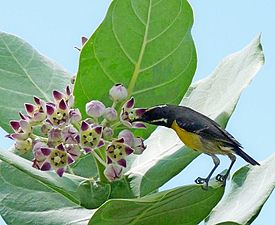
left=74, top=0, right=196, bottom=119
left=0, top=32, right=71, bottom=133
left=126, top=35, right=265, bottom=196
left=0, top=148, right=111, bottom=209
left=89, top=184, right=224, bottom=225
left=0, top=162, right=94, bottom=225
left=205, top=153, right=275, bottom=225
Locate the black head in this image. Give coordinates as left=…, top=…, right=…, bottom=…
left=135, top=105, right=177, bottom=128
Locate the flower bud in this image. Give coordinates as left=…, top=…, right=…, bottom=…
left=48, top=128, right=62, bottom=147
left=104, top=107, right=117, bottom=121
left=109, top=84, right=128, bottom=102
left=62, top=126, right=79, bottom=144
left=41, top=123, right=51, bottom=134
left=69, top=108, right=82, bottom=123
left=133, top=137, right=146, bottom=154
left=118, top=130, right=134, bottom=147
left=102, top=127, right=113, bottom=140
left=104, top=164, right=123, bottom=182
left=86, top=100, right=106, bottom=118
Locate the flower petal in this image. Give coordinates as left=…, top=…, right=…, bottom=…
left=33, top=96, right=41, bottom=105
left=53, top=90, right=64, bottom=101
left=56, top=144, right=65, bottom=151
left=56, top=168, right=65, bottom=177
left=81, top=121, right=89, bottom=131
left=132, top=122, right=146, bottom=129
left=40, top=147, right=52, bottom=156
left=83, top=147, right=92, bottom=153
left=66, top=86, right=71, bottom=96
left=19, top=120, right=31, bottom=132
left=135, top=108, right=146, bottom=117
left=125, top=146, right=134, bottom=155
left=46, top=104, right=55, bottom=115
left=126, top=97, right=134, bottom=109
left=97, top=139, right=105, bottom=148
left=67, top=155, right=74, bottom=165
left=25, top=103, right=35, bottom=114
left=59, top=99, right=67, bottom=110
left=41, top=161, right=52, bottom=171
left=10, top=120, right=20, bottom=132
left=117, top=159, right=126, bottom=168
left=81, top=36, right=88, bottom=46
left=94, top=126, right=102, bottom=135
left=107, top=156, right=113, bottom=164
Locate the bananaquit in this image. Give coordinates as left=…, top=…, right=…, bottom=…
left=135, top=105, right=260, bottom=187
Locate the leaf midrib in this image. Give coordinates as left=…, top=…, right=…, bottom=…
left=127, top=0, right=152, bottom=96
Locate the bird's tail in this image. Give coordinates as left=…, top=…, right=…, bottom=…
left=235, top=147, right=260, bottom=166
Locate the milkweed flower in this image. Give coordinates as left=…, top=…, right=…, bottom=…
left=120, top=97, right=146, bottom=128
left=8, top=83, right=148, bottom=182
left=106, top=138, right=134, bottom=168
left=38, top=144, right=74, bottom=177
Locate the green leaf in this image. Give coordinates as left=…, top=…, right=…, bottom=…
left=0, top=32, right=71, bottom=133
left=0, top=148, right=83, bottom=204
left=71, top=154, right=98, bottom=178
left=89, top=184, right=224, bottom=225
left=0, top=148, right=110, bottom=209
left=126, top=35, right=265, bottom=196
left=205, top=153, right=275, bottom=225
left=0, top=162, right=94, bottom=225
left=77, top=180, right=111, bottom=209
left=74, top=0, right=196, bottom=122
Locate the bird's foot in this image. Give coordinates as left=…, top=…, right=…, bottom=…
left=195, top=177, right=210, bottom=190
left=216, top=174, right=227, bottom=184
left=195, top=176, right=207, bottom=184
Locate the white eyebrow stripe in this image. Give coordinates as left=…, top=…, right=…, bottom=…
left=157, top=104, right=168, bottom=108
left=150, top=118, right=168, bottom=123
left=147, top=104, right=167, bottom=111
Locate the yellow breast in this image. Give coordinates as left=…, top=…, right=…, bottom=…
left=171, top=120, right=203, bottom=151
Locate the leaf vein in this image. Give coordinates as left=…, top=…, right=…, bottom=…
left=112, top=0, right=137, bottom=65
left=130, top=0, right=146, bottom=26
left=148, top=0, right=182, bottom=43
left=1, top=38, right=51, bottom=102
left=140, top=26, right=191, bottom=72
left=133, top=47, right=194, bottom=95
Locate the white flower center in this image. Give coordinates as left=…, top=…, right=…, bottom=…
left=54, top=156, right=61, bottom=164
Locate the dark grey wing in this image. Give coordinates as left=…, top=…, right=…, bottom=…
left=175, top=107, right=243, bottom=148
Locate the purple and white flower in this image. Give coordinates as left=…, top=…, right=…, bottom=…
left=37, top=144, right=74, bottom=177
left=120, top=97, right=146, bottom=128
left=9, top=119, right=32, bottom=140
left=118, top=130, right=146, bottom=154
left=106, top=138, right=134, bottom=168
left=104, top=164, right=123, bottom=182
left=46, top=99, right=70, bottom=127
left=80, top=121, right=104, bottom=152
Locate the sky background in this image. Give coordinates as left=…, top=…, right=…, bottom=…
left=0, top=0, right=274, bottom=224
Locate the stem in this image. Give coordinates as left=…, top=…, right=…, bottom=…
left=67, top=165, right=75, bottom=175
left=30, top=134, right=48, bottom=142
left=111, top=121, right=121, bottom=129
left=91, top=151, right=107, bottom=167
left=92, top=149, right=108, bottom=183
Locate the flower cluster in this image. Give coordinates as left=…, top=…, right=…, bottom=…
left=8, top=84, right=146, bottom=181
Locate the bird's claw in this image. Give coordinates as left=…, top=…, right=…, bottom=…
left=216, top=174, right=226, bottom=183
left=195, top=177, right=205, bottom=184
left=195, top=177, right=209, bottom=190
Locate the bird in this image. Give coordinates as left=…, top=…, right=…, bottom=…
left=134, top=104, right=260, bottom=188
